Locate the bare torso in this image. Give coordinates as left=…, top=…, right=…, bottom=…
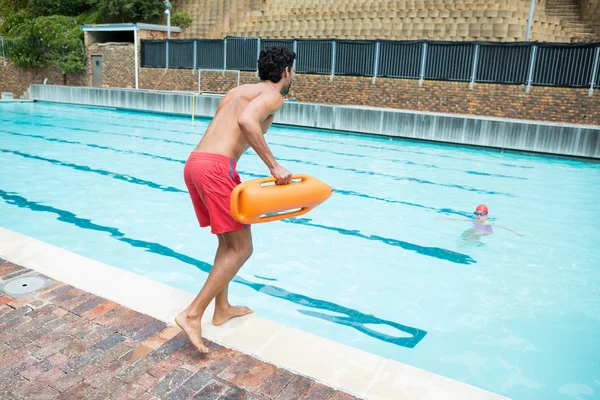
left=193, top=83, right=277, bottom=161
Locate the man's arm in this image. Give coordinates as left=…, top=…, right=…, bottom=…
left=238, top=91, right=291, bottom=184
left=260, top=114, right=275, bottom=133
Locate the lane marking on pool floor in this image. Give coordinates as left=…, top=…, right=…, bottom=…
left=0, top=227, right=507, bottom=400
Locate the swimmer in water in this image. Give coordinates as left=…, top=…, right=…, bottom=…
left=440, top=204, right=523, bottom=247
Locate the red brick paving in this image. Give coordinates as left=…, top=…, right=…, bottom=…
left=0, top=259, right=363, bottom=399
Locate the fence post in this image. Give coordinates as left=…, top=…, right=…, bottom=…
left=193, top=40, right=197, bottom=75
left=526, top=45, right=537, bottom=93
left=589, top=46, right=600, bottom=97
left=223, top=38, right=227, bottom=76
left=293, top=40, right=297, bottom=70
left=525, top=0, right=536, bottom=42
left=1, top=37, right=6, bottom=67
left=255, top=38, right=261, bottom=77
left=372, top=41, right=380, bottom=85
left=164, top=40, right=169, bottom=73
left=330, top=40, right=336, bottom=81
left=419, top=42, right=427, bottom=86
left=134, top=28, right=139, bottom=89
left=469, top=44, right=480, bottom=89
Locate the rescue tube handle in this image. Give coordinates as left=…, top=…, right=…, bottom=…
left=230, top=175, right=309, bottom=223
left=256, top=207, right=311, bottom=223
left=230, top=183, right=244, bottom=223
left=257, top=174, right=308, bottom=186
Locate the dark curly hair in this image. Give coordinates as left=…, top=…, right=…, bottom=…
left=258, top=46, right=296, bottom=83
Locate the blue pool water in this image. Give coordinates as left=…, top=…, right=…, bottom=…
left=1, top=102, right=599, bottom=399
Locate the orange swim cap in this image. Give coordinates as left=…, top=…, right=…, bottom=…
left=476, top=204, right=489, bottom=214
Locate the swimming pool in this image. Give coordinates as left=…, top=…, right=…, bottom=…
left=1, top=101, right=599, bottom=399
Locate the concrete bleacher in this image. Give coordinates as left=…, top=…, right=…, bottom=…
left=175, top=0, right=597, bottom=43
left=579, top=0, right=600, bottom=40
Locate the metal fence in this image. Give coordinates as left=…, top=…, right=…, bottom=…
left=146, top=37, right=600, bottom=94
left=1, top=37, right=17, bottom=66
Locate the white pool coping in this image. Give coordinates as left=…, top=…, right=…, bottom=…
left=0, top=227, right=508, bottom=400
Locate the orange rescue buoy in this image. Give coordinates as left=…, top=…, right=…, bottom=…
left=230, top=174, right=333, bottom=224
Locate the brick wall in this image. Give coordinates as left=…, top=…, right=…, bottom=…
left=289, top=74, right=600, bottom=125
left=2, top=54, right=598, bottom=126
left=86, top=43, right=135, bottom=88
left=0, top=61, right=85, bottom=99
left=139, top=68, right=248, bottom=92
left=137, top=30, right=179, bottom=40
left=138, top=68, right=600, bottom=125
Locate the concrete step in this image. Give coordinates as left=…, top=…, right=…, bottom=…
left=569, top=30, right=595, bottom=34
left=546, top=1, right=580, bottom=6
left=546, top=10, right=580, bottom=13
left=549, top=16, right=583, bottom=19
left=546, top=6, right=580, bottom=10
left=546, top=15, right=582, bottom=20
left=570, top=33, right=595, bottom=38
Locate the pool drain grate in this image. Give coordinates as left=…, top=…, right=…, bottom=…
left=0, top=273, right=53, bottom=298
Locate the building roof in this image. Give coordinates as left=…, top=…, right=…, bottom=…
left=81, top=23, right=181, bottom=33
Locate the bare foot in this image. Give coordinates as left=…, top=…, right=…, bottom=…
left=175, top=312, right=209, bottom=353
left=212, top=305, right=253, bottom=326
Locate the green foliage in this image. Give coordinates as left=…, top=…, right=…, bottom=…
left=7, top=16, right=85, bottom=74
left=0, top=0, right=28, bottom=16
left=75, top=8, right=105, bottom=25
left=171, top=10, right=191, bottom=28
left=1, top=0, right=168, bottom=74
left=26, top=0, right=88, bottom=17
left=0, top=11, right=30, bottom=36
left=85, top=0, right=165, bottom=23
left=2, top=0, right=166, bottom=25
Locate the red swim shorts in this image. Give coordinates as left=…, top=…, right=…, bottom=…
left=184, top=152, right=247, bottom=235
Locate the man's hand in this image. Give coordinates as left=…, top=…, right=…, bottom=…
left=270, top=164, right=292, bottom=185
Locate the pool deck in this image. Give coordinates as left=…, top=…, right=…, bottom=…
left=0, top=227, right=508, bottom=400
left=0, top=258, right=359, bottom=400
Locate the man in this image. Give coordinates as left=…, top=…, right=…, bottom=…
left=176, top=47, right=296, bottom=353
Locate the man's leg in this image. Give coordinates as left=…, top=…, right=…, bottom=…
left=175, top=227, right=253, bottom=353
left=212, top=231, right=254, bottom=325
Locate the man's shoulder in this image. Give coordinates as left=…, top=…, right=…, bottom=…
left=249, top=85, right=283, bottom=106
left=226, top=83, right=279, bottom=97
left=224, top=83, right=283, bottom=111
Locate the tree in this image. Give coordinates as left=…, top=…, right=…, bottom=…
left=85, top=0, right=165, bottom=24
left=26, top=0, right=89, bottom=17
left=171, top=11, right=192, bottom=29
left=1, top=0, right=165, bottom=77
left=7, top=16, right=85, bottom=75
left=0, top=0, right=28, bottom=16
left=0, top=11, right=30, bottom=36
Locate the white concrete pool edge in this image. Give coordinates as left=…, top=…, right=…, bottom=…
left=25, top=85, right=600, bottom=159
left=0, top=227, right=507, bottom=400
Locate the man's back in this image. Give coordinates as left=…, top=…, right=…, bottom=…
left=194, top=82, right=280, bottom=161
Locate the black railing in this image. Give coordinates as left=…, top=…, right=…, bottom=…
left=140, top=37, right=600, bottom=90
